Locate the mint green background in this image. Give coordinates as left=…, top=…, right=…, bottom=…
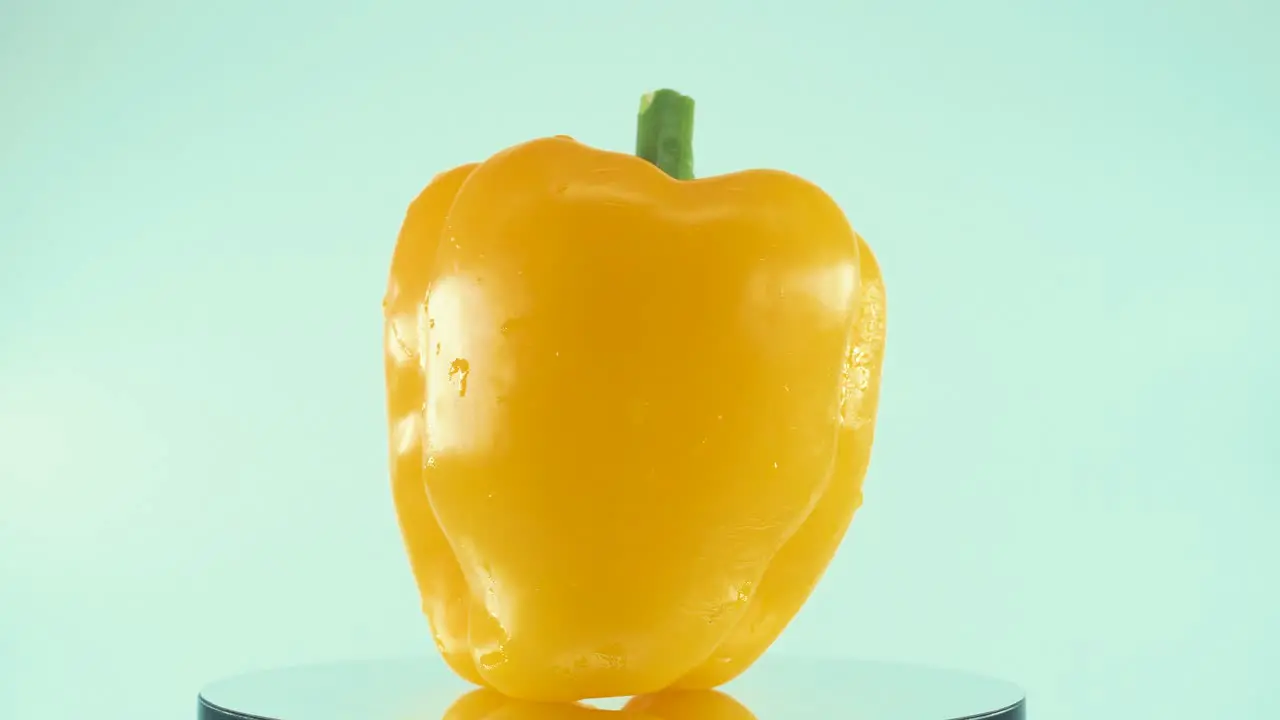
left=2, top=1, right=1276, bottom=718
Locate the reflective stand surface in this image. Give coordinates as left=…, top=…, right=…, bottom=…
left=198, top=656, right=1025, bottom=719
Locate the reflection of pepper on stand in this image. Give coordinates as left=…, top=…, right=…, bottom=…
left=441, top=688, right=758, bottom=720
left=383, top=89, right=887, bottom=702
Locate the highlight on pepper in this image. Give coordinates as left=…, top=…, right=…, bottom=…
left=382, top=88, right=887, bottom=702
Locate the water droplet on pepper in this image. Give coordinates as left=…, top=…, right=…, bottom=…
left=448, top=358, right=471, bottom=397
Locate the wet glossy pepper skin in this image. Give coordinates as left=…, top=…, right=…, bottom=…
left=383, top=136, right=886, bottom=702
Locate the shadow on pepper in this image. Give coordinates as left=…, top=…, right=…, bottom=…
left=440, top=687, right=758, bottom=719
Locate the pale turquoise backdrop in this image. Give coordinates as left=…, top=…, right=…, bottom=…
left=2, top=1, right=1276, bottom=718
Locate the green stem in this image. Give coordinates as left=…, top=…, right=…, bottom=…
left=635, top=89, right=695, bottom=180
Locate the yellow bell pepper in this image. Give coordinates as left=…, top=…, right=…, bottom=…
left=382, top=89, right=887, bottom=702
